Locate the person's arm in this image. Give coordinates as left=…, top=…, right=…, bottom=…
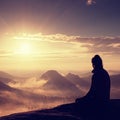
left=75, top=74, right=96, bottom=103
left=85, top=74, right=96, bottom=99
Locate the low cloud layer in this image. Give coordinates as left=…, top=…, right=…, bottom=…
left=0, top=70, right=120, bottom=116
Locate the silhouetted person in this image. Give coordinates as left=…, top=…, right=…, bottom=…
left=76, top=55, right=111, bottom=104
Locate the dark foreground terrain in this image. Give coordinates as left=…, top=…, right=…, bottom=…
left=0, top=99, right=120, bottom=120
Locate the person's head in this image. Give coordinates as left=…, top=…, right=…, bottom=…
left=92, top=55, right=103, bottom=69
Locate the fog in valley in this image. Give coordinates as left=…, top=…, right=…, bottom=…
left=0, top=70, right=120, bottom=116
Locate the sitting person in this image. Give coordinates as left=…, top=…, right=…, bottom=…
left=76, top=55, right=111, bottom=104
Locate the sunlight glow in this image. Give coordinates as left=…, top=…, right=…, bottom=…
left=13, top=33, right=35, bottom=56
left=16, top=43, right=32, bottom=55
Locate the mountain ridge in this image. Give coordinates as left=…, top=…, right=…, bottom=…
left=40, top=70, right=82, bottom=96
left=0, top=99, right=120, bottom=120
left=0, top=69, right=120, bottom=118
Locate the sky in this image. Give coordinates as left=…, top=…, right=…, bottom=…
left=0, top=0, right=120, bottom=72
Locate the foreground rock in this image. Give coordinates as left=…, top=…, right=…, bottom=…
left=0, top=99, right=120, bottom=120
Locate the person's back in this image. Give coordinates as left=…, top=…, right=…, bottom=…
left=76, top=55, right=111, bottom=103
left=90, top=68, right=110, bottom=102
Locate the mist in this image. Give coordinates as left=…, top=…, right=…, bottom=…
left=0, top=70, right=120, bottom=116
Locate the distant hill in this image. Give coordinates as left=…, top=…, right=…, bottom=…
left=0, top=71, right=14, bottom=84
left=0, top=81, right=23, bottom=107
left=40, top=70, right=82, bottom=96
left=110, top=74, right=120, bottom=98
left=108, top=70, right=120, bottom=75
left=0, top=80, right=63, bottom=105
left=0, top=77, right=14, bottom=84
left=0, top=81, right=13, bottom=91
left=111, top=74, right=120, bottom=88
left=0, top=70, right=119, bottom=117
left=0, top=78, right=72, bottom=116
left=66, top=73, right=89, bottom=88
left=0, top=71, right=13, bottom=79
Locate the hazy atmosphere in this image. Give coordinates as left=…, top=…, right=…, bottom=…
left=0, top=0, right=120, bottom=117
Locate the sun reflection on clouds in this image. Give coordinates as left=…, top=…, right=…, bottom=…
left=12, top=33, right=41, bottom=56
left=0, top=32, right=119, bottom=71
left=14, top=42, right=32, bottom=55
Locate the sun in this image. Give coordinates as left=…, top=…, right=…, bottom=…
left=16, top=43, right=32, bottom=55
left=13, top=33, right=34, bottom=55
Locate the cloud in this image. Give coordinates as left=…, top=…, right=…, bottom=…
left=12, top=33, right=88, bottom=58
left=108, top=43, right=120, bottom=48
left=74, top=36, right=120, bottom=55
left=86, top=0, right=96, bottom=5
left=23, top=33, right=120, bottom=55
left=9, top=77, right=47, bottom=89
left=6, top=33, right=120, bottom=58
left=0, top=49, right=13, bottom=57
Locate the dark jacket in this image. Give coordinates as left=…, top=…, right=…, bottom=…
left=86, top=68, right=110, bottom=102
